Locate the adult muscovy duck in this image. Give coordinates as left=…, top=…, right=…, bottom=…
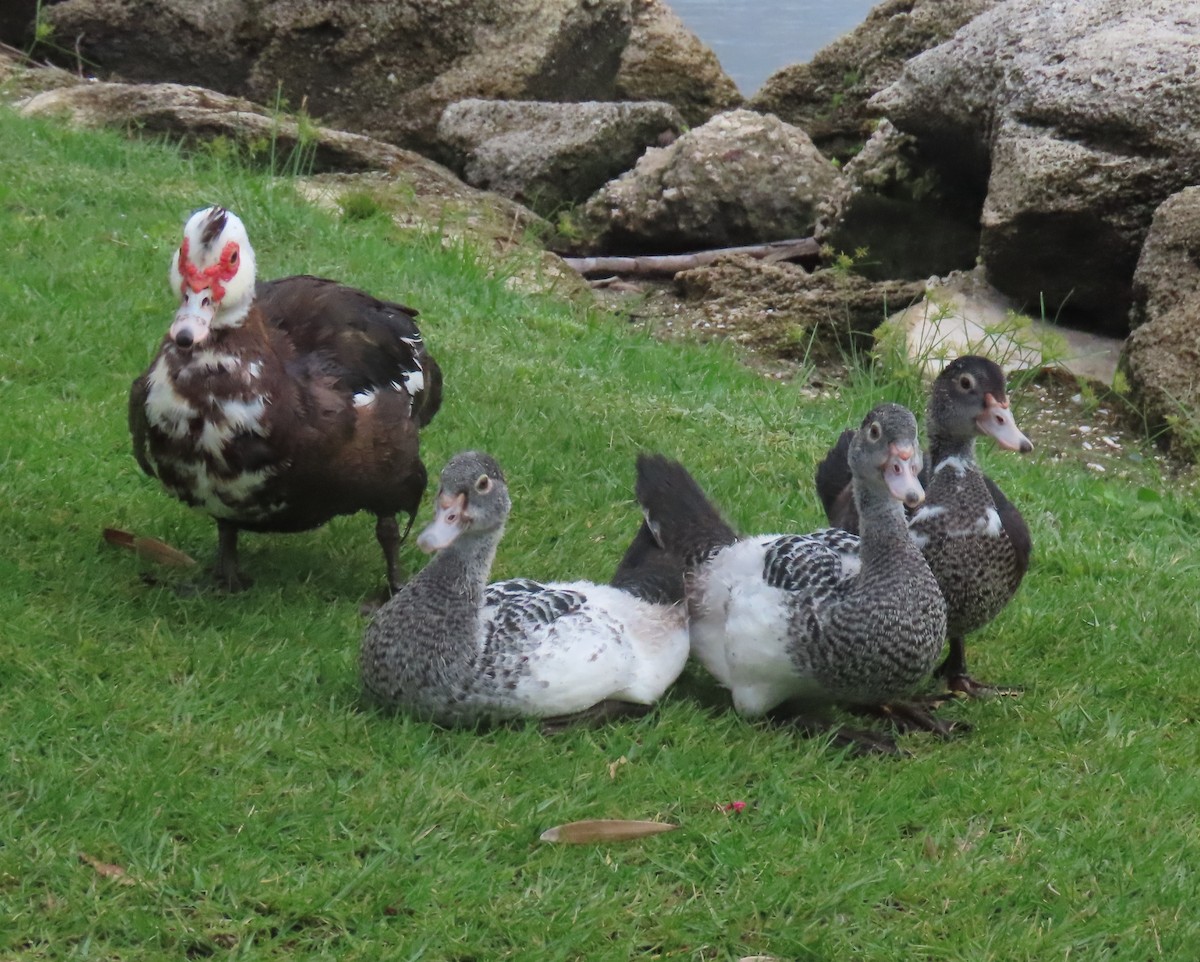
left=815, top=356, right=1032, bottom=695
left=129, top=206, right=442, bottom=592
left=360, top=451, right=690, bottom=729
left=635, top=404, right=949, bottom=750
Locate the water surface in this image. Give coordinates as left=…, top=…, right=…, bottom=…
left=668, top=0, right=879, bottom=96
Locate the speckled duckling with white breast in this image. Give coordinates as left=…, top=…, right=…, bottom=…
left=635, top=404, right=947, bottom=740
left=816, top=356, right=1033, bottom=695
left=360, top=451, right=690, bottom=728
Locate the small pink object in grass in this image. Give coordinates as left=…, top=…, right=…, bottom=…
left=722, top=801, right=746, bottom=813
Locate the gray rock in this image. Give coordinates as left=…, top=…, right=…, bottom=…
left=437, top=99, right=683, bottom=216
left=39, top=0, right=737, bottom=157
left=871, top=0, right=1200, bottom=335
left=1122, top=188, right=1200, bottom=451
left=748, top=0, right=1000, bottom=159
left=616, top=0, right=742, bottom=127
left=20, top=80, right=436, bottom=173
left=584, top=109, right=845, bottom=253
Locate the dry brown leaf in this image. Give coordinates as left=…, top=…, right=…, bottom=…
left=103, top=528, right=197, bottom=567
left=78, top=852, right=136, bottom=886
left=539, top=819, right=678, bottom=844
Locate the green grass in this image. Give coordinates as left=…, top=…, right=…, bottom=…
left=3, top=107, right=1200, bottom=960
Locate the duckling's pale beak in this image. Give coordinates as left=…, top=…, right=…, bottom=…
left=977, top=394, right=1033, bottom=453
left=884, top=441, right=925, bottom=509
left=416, top=491, right=468, bottom=553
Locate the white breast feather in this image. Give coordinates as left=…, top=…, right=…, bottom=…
left=144, top=359, right=195, bottom=439
left=688, top=539, right=802, bottom=717
left=196, top=397, right=268, bottom=458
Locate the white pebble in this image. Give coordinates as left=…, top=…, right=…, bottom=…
left=1086, top=462, right=1107, bottom=473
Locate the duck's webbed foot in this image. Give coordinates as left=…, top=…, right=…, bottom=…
left=934, top=636, right=1022, bottom=699
left=856, top=701, right=970, bottom=738
left=939, top=672, right=1023, bottom=699
left=539, top=700, right=653, bottom=734
left=768, top=707, right=903, bottom=757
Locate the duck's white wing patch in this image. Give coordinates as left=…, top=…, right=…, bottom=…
left=974, top=507, right=1003, bottom=537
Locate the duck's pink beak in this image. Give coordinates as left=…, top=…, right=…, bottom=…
left=884, top=441, right=924, bottom=509
left=417, top=492, right=468, bottom=553
left=977, top=393, right=1033, bottom=453
left=169, top=288, right=215, bottom=350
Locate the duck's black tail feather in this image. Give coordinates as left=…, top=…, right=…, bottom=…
left=610, top=520, right=687, bottom=605
left=634, top=453, right=738, bottom=568
left=814, top=428, right=861, bottom=534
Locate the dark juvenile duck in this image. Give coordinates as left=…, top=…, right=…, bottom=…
left=636, top=404, right=947, bottom=737
left=815, top=356, right=1032, bottom=695
left=360, top=452, right=690, bottom=728
left=129, top=206, right=442, bottom=591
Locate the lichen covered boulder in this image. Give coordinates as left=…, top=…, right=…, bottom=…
left=584, top=109, right=845, bottom=253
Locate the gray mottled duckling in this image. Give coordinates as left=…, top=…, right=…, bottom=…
left=636, top=404, right=947, bottom=745
left=360, top=451, right=689, bottom=728
left=815, top=356, right=1032, bottom=695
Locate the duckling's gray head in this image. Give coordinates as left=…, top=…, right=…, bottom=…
left=930, top=355, right=1033, bottom=453
left=416, top=451, right=511, bottom=553
left=850, top=403, right=924, bottom=510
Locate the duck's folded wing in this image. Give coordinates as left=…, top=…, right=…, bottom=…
left=255, top=276, right=432, bottom=404
left=482, top=580, right=641, bottom=715
left=483, top=580, right=588, bottom=639
left=760, top=531, right=860, bottom=594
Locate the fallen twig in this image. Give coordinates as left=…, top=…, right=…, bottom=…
left=561, top=237, right=821, bottom=278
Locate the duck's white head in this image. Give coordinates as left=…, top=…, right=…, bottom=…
left=167, top=206, right=258, bottom=350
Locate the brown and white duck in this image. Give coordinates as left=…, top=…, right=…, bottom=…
left=129, top=206, right=442, bottom=591
left=635, top=404, right=948, bottom=749
left=815, top=356, right=1032, bottom=695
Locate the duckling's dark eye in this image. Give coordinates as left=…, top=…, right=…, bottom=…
left=959, top=374, right=975, bottom=391
left=475, top=474, right=492, bottom=494
left=868, top=422, right=882, bottom=442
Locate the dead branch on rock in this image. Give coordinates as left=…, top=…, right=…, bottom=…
left=561, top=237, right=822, bottom=278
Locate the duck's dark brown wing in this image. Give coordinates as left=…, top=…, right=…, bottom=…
left=814, top=428, right=860, bottom=533
left=128, top=371, right=154, bottom=478
left=255, top=276, right=436, bottom=411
